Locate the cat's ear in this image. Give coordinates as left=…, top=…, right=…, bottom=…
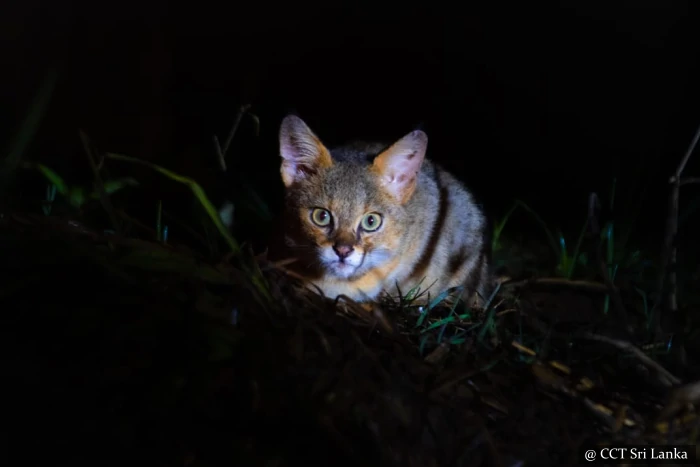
left=372, top=130, right=427, bottom=204
left=279, top=115, right=333, bottom=187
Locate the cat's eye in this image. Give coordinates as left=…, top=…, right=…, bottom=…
left=360, top=212, right=382, bottom=232
left=311, top=208, right=332, bottom=227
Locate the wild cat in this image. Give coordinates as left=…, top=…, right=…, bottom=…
left=270, top=114, right=493, bottom=308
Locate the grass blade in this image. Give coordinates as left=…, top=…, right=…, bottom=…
left=105, top=152, right=272, bottom=303
left=2, top=69, right=59, bottom=189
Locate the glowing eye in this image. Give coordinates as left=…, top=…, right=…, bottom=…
left=360, top=212, right=382, bottom=231
left=311, top=208, right=331, bottom=226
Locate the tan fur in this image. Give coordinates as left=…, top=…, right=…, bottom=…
left=270, top=114, right=493, bottom=308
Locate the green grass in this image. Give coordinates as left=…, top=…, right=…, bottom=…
left=6, top=80, right=697, bottom=360
left=3, top=72, right=700, bottom=466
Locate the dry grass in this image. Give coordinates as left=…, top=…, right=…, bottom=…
left=3, top=210, right=698, bottom=467
left=3, top=75, right=699, bottom=466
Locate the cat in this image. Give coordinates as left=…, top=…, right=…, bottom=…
left=269, top=114, right=493, bottom=308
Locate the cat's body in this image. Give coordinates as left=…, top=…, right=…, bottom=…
left=269, top=115, right=493, bottom=307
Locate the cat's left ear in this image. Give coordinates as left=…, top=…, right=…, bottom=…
left=372, top=130, right=427, bottom=204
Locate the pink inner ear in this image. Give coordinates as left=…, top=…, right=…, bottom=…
left=280, top=140, right=300, bottom=163
left=385, top=151, right=422, bottom=182
left=281, top=154, right=314, bottom=186
left=279, top=117, right=333, bottom=186
left=373, top=131, right=427, bottom=201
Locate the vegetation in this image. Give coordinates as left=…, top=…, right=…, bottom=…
left=3, top=71, right=699, bottom=466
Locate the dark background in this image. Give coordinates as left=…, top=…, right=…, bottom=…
left=3, top=0, right=700, bottom=246
left=5, top=4, right=700, bottom=464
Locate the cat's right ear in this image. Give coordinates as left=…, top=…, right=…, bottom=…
left=279, top=115, right=333, bottom=187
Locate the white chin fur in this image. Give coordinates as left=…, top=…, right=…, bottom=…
left=320, top=247, right=362, bottom=279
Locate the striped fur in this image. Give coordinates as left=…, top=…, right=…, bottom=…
left=271, top=115, right=493, bottom=307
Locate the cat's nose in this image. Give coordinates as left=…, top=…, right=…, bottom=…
left=333, top=244, right=354, bottom=260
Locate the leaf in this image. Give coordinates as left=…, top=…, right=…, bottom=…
left=92, top=177, right=139, bottom=197
left=31, top=163, right=70, bottom=195
left=427, top=286, right=458, bottom=312
left=3, top=69, right=58, bottom=174
left=68, top=186, right=87, bottom=208
left=106, top=153, right=240, bottom=254
left=105, top=153, right=272, bottom=304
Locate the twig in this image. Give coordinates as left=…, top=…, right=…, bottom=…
left=213, top=104, right=252, bottom=172
left=581, top=332, right=681, bottom=387
left=587, top=191, right=601, bottom=236
left=680, top=177, right=700, bottom=186
left=213, top=136, right=226, bottom=171
left=222, top=104, right=252, bottom=156
left=670, top=124, right=700, bottom=183
left=653, top=121, right=700, bottom=334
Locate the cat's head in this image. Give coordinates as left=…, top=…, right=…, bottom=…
left=277, top=114, right=427, bottom=281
